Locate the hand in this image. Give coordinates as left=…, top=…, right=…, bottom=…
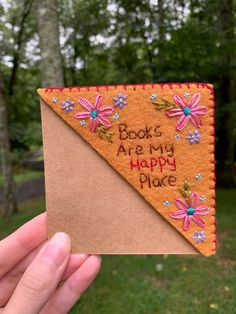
left=0, top=213, right=101, bottom=314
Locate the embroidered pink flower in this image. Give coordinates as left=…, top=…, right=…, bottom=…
left=170, top=192, right=209, bottom=231
left=74, top=95, right=114, bottom=132
left=167, top=93, right=207, bottom=130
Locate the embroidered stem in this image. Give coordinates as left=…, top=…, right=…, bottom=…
left=179, top=180, right=194, bottom=205
left=152, top=98, right=179, bottom=110
left=97, top=124, right=114, bottom=143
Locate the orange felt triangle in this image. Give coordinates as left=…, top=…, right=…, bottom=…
left=38, top=83, right=216, bottom=256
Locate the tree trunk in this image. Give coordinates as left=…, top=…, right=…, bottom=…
left=37, top=0, right=64, bottom=87
left=0, top=73, right=18, bottom=218
left=158, top=0, right=165, bottom=69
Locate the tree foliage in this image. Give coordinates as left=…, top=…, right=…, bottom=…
left=0, top=0, right=235, bottom=186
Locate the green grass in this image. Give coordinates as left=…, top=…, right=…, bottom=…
left=0, top=190, right=235, bottom=314
left=0, top=169, right=43, bottom=187
left=0, top=197, right=45, bottom=238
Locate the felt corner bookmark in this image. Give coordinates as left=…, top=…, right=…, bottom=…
left=37, top=83, right=216, bottom=256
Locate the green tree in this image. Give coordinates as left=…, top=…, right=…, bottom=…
left=0, top=0, right=235, bottom=193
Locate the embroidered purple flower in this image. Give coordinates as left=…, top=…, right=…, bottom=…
left=186, top=129, right=202, bottom=144
left=61, top=98, right=75, bottom=112
left=192, top=230, right=207, bottom=243
left=113, top=92, right=127, bottom=109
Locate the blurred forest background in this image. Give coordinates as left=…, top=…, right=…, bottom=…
left=0, top=0, right=235, bottom=217
left=0, top=1, right=236, bottom=313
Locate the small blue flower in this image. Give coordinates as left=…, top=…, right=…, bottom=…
left=52, top=97, right=58, bottom=102
left=113, top=92, right=127, bottom=109
left=186, top=129, right=202, bottom=144
left=195, top=173, right=202, bottom=181
left=192, top=230, right=207, bottom=243
left=175, top=134, right=181, bottom=141
left=80, top=120, right=86, bottom=126
left=183, top=92, right=190, bottom=98
left=163, top=200, right=171, bottom=207
left=61, top=98, right=75, bottom=112
left=200, top=195, right=206, bottom=201
left=150, top=94, right=157, bottom=101
left=113, top=112, right=120, bottom=120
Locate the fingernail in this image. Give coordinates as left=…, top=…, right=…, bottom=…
left=41, top=232, right=71, bottom=267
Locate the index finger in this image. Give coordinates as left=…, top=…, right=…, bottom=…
left=0, top=213, right=47, bottom=279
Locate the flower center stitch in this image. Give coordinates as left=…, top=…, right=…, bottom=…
left=183, top=107, right=191, bottom=116
left=119, top=98, right=123, bottom=102
left=90, top=109, right=98, bottom=118
left=186, top=207, right=195, bottom=215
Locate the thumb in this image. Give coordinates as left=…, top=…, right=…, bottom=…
left=4, top=232, right=71, bottom=314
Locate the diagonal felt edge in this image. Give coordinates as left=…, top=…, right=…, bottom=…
left=38, top=83, right=216, bottom=256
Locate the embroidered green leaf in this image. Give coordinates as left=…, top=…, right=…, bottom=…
left=97, top=124, right=114, bottom=143
left=152, top=98, right=179, bottom=110
left=179, top=180, right=194, bottom=204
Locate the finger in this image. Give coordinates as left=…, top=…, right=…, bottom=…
left=0, top=242, right=45, bottom=307
left=0, top=213, right=47, bottom=279
left=61, top=254, right=89, bottom=281
left=0, top=245, right=88, bottom=307
left=4, top=232, right=71, bottom=314
left=40, top=255, right=101, bottom=314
